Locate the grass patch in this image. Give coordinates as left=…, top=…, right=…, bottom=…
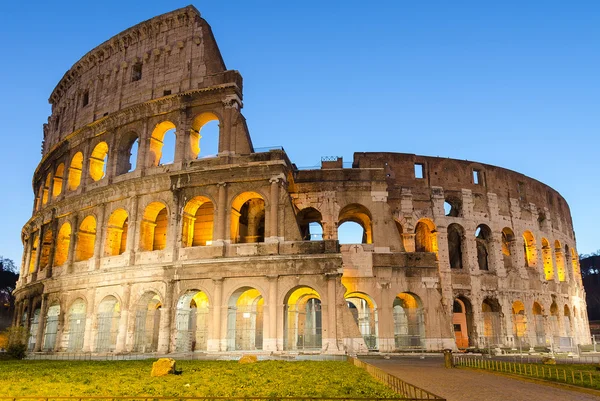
left=0, top=359, right=399, bottom=397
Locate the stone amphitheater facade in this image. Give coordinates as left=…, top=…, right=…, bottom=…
left=13, top=6, right=589, bottom=355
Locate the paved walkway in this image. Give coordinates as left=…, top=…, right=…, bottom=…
left=364, top=357, right=600, bottom=401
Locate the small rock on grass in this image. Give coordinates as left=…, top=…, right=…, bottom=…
left=151, top=358, right=177, bottom=376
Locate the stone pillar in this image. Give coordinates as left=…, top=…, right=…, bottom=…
left=377, top=281, right=394, bottom=352
left=33, top=295, right=48, bottom=352
left=115, top=283, right=131, bottom=353
left=127, top=196, right=139, bottom=265
left=157, top=280, right=174, bottom=353
left=33, top=230, right=43, bottom=276
left=167, top=193, right=181, bottom=262
left=208, top=278, right=223, bottom=351
left=93, top=205, right=106, bottom=270
left=82, top=289, right=96, bottom=352
left=491, top=232, right=506, bottom=277
left=267, top=177, right=280, bottom=242
left=46, top=214, right=59, bottom=278
left=324, top=273, right=340, bottom=351
left=174, top=110, right=188, bottom=164
left=213, top=183, right=228, bottom=244
left=264, top=275, right=278, bottom=351
left=402, top=233, right=416, bottom=253
left=21, top=237, right=32, bottom=279
left=66, top=215, right=78, bottom=273
left=137, top=119, right=149, bottom=172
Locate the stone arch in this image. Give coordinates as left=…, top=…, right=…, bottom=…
left=105, top=208, right=129, bottom=256
left=554, top=240, right=566, bottom=281
left=532, top=301, right=545, bottom=346
left=95, top=295, right=120, bottom=352
left=392, top=292, right=425, bottom=349
left=39, top=228, right=53, bottom=270
left=297, top=207, right=323, bottom=241
left=549, top=301, right=560, bottom=337
left=149, top=121, right=176, bottom=166
left=345, top=291, right=379, bottom=350
left=67, top=151, right=84, bottom=191
left=226, top=287, right=264, bottom=351
left=190, top=112, right=220, bottom=158
left=115, top=131, right=139, bottom=175
left=28, top=231, right=39, bottom=273
left=42, top=303, right=60, bottom=351
left=541, top=238, right=554, bottom=280
left=481, top=298, right=501, bottom=345
left=523, top=231, right=537, bottom=268
left=66, top=298, right=86, bottom=352
left=563, top=304, right=572, bottom=337
left=444, top=195, right=461, bottom=217
left=133, top=291, right=162, bottom=352
left=75, top=215, right=96, bottom=261
left=570, top=248, right=581, bottom=281
left=230, top=191, right=265, bottom=244
left=511, top=300, right=527, bottom=344
left=54, top=222, right=71, bottom=266
left=89, top=141, right=109, bottom=181
left=140, top=201, right=168, bottom=251
left=447, top=223, right=464, bottom=269
left=501, top=227, right=515, bottom=271
left=182, top=196, right=215, bottom=247
left=41, top=173, right=51, bottom=206
left=453, top=296, right=474, bottom=348
left=53, top=163, right=65, bottom=198
left=338, top=203, right=373, bottom=244
left=284, top=286, right=322, bottom=350
left=175, top=290, right=210, bottom=352
left=414, top=218, right=437, bottom=254
left=475, top=224, right=492, bottom=270
left=394, top=219, right=406, bottom=251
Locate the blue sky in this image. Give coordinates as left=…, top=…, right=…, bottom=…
left=0, top=1, right=598, bottom=264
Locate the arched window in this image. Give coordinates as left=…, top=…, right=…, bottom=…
left=41, top=174, right=51, bottom=205
left=555, top=240, right=566, bottom=281
left=105, top=209, right=129, bottom=256
left=53, top=163, right=64, bottom=197
left=475, top=224, right=492, bottom=270
left=231, top=192, right=265, bottom=244
left=338, top=204, right=373, bottom=244
left=182, top=196, right=215, bottom=247
left=549, top=302, right=560, bottom=337
left=394, top=220, right=405, bottom=251
left=149, top=121, right=176, bottom=166
left=523, top=231, right=536, bottom=268
left=501, top=227, right=515, bottom=271
left=28, top=232, right=39, bottom=273
left=115, top=132, right=139, bottom=175
left=140, top=202, right=168, bottom=251
left=89, top=141, right=109, bottom=181
left=54, top=222, right=71, bottom=266
left=175, top=290, right=210, bottom=352
left=541, top=238, right=554, bottom=280
left=67, top=152, right=83, bottom=191
left=415, top=219, right=437, bottom=253
left=39, top=229, right=53, bottom=270
left=444, top=197, right=461, bottom=217
left=571, top=248, right=581, bottom=282
left=190, top=112, right=220, bottom=159
left=284, top=287, right=322, bottom=351
left=511, top=300, right=527, bottom=342
left=447, top=223, right=464, bottom=269
left=297, top=207, right=323, bottom=241
left=563, top=305, right=572, bottom=337
left=75, top=216, right=96, bottom=261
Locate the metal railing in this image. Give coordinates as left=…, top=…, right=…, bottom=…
left=347, top=357, right=445, bottom=400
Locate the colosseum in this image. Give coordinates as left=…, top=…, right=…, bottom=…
left=13, top=5, right=590, bottom=355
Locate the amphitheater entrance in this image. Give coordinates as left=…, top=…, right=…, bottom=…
left=175, top=290, right=209, bottom=352
left=481, top=299, right=502, bottom=347
left=533, top=302, right=546, bottom=346
left=345, top=292, right=378, bottom=350
left=393, top=293, right=425, bottom=349
left=95, top=296, right=120, bottom=352
left=227, top=288, right=263, bottom=351
left=133, top=292, right=162, bottom=353
left=284, top=287, right=322, bottom=351
left=512, top=300, right=528, bottom=349
left=43, top=304, right=60, bottom=351
left=452, top=297, right=473, bottom=349
left=27, top=308, right=40, bottom=351
left=67, top=299, right=86, bottom=352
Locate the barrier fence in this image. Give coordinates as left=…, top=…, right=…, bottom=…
left=454, top=356, right=599, bottom=389
left=0, top=398, right=430, bottom=401
left=347, top=357, right=445, bottom=400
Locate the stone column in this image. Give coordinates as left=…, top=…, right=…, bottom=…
left=82, top=289, right=96, bottom=352
left=208, top=278, right=223, bottom=351
left=33, top=295, right=48, bottom=352
left=324, top=273, right=340, bottom=351
left=264, top=275, right=278, bottom=351
left=115, top=283, right=131, bottom=353
left=157, top=280, right=174, bottom=353
left=491, top=232, right=506, bottom=277
left=66, top=215, right=78, bottom=273
left=33, top=230, right=43, bottom=276
left=167, top=193, right=181, bottom=262
left=137, top=119, right=149, bottom=172
left=174, top=110, right=188, bottom=164
left=93, top=204, right=106, bottom=270
left=267, top=177, right=280, bottom=242
left=46, top=214, right=59, bottom=278
left=214, top=183, right=228, bottom=244
left=127, top=196, right=139, bottom=265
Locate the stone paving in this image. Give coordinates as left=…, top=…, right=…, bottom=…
left=364, top=356, right=600, bottom=401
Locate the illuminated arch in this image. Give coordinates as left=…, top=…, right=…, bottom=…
left=523, top=231, right=537, bottom=268
left=54, top=222, right=71, bottom=266
left=96, top=295, right=120, bottom=352
left=571, top=248, right=581, bottom=281
left=67, top=152, right=83, bottom=191
left=554, top=240, right=566, bottom=281
left=190, top=112, right=220, bottom=158
left=175, top=290, right=210, bottom=352
left=284, top=286, right=322, bottom=350
left=115, top=132, right=139, bottom=175
left=53, top=163, right=64, bottom=197
left=414, top=218, right=437, bottom=254
left=345, top=292, right=378, bottom=350
left=227, top=287, right=264, bottom=351
left=133, top=292, right=162, bottom=352
left=38, top=229, right=53, bottom=270
left=75, top=215, right=96, bottom=261
left=182, top=196, right=214, bottom=247
left=231, top=192, right=265, bottom=244
left=140, top=202, right=168, bottom=251
left=511, top=300, right=527, bottom=340
left=297, top=207, right=323, bottom=241
left=105, top=208, right=129, bottom=256
left=393, top=292, right=425, bottom=349
left=338, top=203, right=373, bottom=244
left=541, top=238, right=554, bottom=280
left=89, top=141, right=109, bottom=181
left=41, top=173, right=51, bottom=205
left=149, top=121, right=176, bottom=166
left=453, top=296, right=473, bottom=348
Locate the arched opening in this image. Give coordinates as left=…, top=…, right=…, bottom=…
left=393, top=293, right=425, bottom=349
left=27, top=307, right=41, bottom=351
left=149, top=121, right=176, bottom=166
left=67, top=299, right=86, bottom=352
left=96, top=296, right=120, bottom=352
left=338, top=204, right=373, bottom=244
left=475, top=224, right=492, bottom=270
left=523, top=231, right=537, bottom=268
left=284, top=287, right=322, bottom=350
left=532, top=301, right=545, bottom=346
left=571, top=248, right=581, bottom=281
left=563, top=305, right=572, bottom=338
left=89, top=141, right=109, bottom=181
left=297, top=207, right=323, bottom=241
left=67, top=152, right=83, bottom=191
left=133, top=292, right=162, bottom=352
left=54, top=222, right=71, bottom=266
left=346, top=292, right=378, bottom=350
left=230, top=192, right=265, bottom=244
left=227, top=287, right=264, bottom=351
left=512, top=301, right=528, bottom=347
left=501, top=227, right=515, bottom=271
left=541, top=238, right=554, bottom=280
left=182, top=196, right=214, bottom=247
left=39, top=229, right=53, bottom=270
left=105, top=209, right=128, bottom=256
left=555, top=240, right=566, bottom=281
left=415, top=219, right=437, bottom=254
left=28, top=232, right=39, bottom=273
left=140, top=202, right=168, bottom=251
left=444, top=197, right=461, bottom=217
left=453, top=297, right=473, bottom=349
left=447, top=223, right=464, bottom=269
left=53, top=163, right=64, bottom=198
left=549, top=302, right=560, bottom=338
left=394, top=221, right=405, bottom=251
left=42, top=304, right=60, bottom=351
left=75, top=216, right=96, bottom=261
left=175, top=290, right=209, bottom=352
left=482, top=299, right=501, bottom=346
left=190, top=112, right=220, bottom=158
left=41, top=174, right=51, bottom=206
left=115, top=132, right=139, bottom=175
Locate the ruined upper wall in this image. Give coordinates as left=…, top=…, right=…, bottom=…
left=43, top=5, right=227, bottom=155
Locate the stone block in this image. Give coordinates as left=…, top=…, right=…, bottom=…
left=151, top=358, right=177, bottom=376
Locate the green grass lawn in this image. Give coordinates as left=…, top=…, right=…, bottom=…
left=0, top=359, right=399, bottom=397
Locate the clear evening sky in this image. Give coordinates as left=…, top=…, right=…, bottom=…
left=0, top=1, right=598, bottom=265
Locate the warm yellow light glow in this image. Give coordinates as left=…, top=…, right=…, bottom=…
left=541, top=238, right=554, bottom=280
left=140, top=202, right=167, bottom=251
left=53, top=163, right=64, bottom=197
left=523, top=231, right=536, bottom=267
left=105, top=208, right=129, bottom=256
left=89, top=141, right=109, bottom=181
left=230, top=192, right=265, bottom=244
left=42, top=174, right=51, bottom=205
left=149, top=121, right=176, bottom=166
left=182, top=196, right=214, bottom=247
left=338, top=203, right=374, bottom=244
left=54, top=222, right=71, bottom=266
left=414, top=218, right=437, bottom=254
left=75, top=215, right=96, bottom=261
left=554, top=240, right=566, bottom=282
left=190, top=112, right=219, bottom=158
left=68, top=152, right=83, bottom=191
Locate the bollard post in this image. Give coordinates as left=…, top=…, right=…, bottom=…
left=443, top=349, right=453, bottom=368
